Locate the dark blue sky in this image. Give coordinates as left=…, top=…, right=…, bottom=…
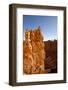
left=23, top=15, right=57, bottom=41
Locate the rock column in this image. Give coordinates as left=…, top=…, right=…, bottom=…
left=23, top=28, right=45, bottom=74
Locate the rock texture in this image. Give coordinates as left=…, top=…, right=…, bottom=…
left=23, top=27, right=46, bottom=74
left=44, top=40, right=57, bottom=73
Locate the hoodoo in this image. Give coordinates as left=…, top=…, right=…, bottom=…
left=23, top=27, right=46, bottom=74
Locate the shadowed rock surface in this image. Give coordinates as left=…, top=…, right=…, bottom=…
left=44, top=40, right=57, bottom=73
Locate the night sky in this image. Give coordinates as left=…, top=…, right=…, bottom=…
left=23, top=15, right=57, bottom=41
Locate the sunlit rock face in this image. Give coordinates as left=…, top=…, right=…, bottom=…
left=23, top=27, right=46, bottom=74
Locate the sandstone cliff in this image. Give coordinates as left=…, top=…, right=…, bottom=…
left=23, top=27, right=46, bottom=74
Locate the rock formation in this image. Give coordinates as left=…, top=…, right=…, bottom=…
left=23, top=27, right=46, bottom=74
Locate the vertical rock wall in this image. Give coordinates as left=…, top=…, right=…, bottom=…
left=23, top=28, right=46, bottom=74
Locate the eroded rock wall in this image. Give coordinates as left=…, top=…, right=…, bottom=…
left=23, top=28, right=46, bottom=74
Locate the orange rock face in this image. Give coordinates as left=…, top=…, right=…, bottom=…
left=23, top=27, right=46, bottom=74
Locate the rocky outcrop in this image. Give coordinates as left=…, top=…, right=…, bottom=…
left=23, top=27, right=46, bottom=74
